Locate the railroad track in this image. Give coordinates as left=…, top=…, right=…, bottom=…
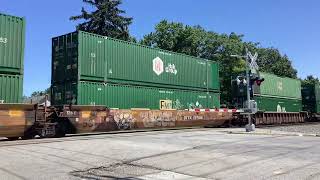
left=3, top=122, right=320, bottom=148
left=0, top=127, right=216, bottom=147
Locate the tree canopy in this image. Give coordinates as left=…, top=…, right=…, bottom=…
left=30, top=88, right=50, bottom=97
left=302, top=75, right=320, bottom=86
left=70, top=0, right=133, bottom=41
left=141, top=20, right=298, bottom=104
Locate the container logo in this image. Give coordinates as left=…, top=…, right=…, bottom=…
left=153, top=57, right=164, bottom=76
left=0, top=37, right=8, bottom=44
left=165, top=63, right=178, bottom=75
left=160, top=100, right=173, bottom=110
left=277, top=104, right=286, bottom=112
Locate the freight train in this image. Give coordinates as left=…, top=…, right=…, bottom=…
left=0, top=13, right=316, bottom=140
left=231, top=72, right=307, bottom=125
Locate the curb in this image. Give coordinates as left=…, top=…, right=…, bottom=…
left=225, top=131, right=320, bottom=137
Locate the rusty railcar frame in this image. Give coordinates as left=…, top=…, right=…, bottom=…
left=0, top=104, right=234, bottom=139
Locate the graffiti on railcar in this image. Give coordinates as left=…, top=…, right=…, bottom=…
left=113, top=112, right=135, bottom=130
left=82, top=119, right=96, bottom=128
left=140, top=111, right=176, bottom=128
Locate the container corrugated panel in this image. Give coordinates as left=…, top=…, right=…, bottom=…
left=0, top=13, right=25, bottom=74
left=79, top=32, right=106, bottom=82
left=52, top=81, right=220, bottom=109
left=105, top=35, right=219, bottom=91
left=0, top=74, right=23, bottom=103
left=52, top=31, right=220, bottom=91
left=255, top=72, right=301, bottom=99
left=254, top=96, right=302, bottom=112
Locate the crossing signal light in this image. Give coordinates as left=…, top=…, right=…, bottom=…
left=249, top=74, right=264, bottom=86
left=255, top=78, right=265, bottom=86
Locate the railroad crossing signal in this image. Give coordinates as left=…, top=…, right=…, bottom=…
left=247, top=51, right=259, bottom=71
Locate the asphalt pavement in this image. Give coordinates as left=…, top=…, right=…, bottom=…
left=0, top=128, right=320, bottom=180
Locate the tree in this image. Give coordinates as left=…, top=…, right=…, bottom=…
left=30, top=88, right=50, bottom=97
left=254, top=48, right=297, bottom=78
left=302, top=75, right=320, bottom=86
left=141, top=20, right=298, bottom=104
left=70, top=0, right=133, bottom=41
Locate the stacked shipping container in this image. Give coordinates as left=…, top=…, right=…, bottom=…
left=253, top=72, right=302, bottom=112
left=51, top=31, right=220, bottom=109
left=0, top=13, right=25, bottom=103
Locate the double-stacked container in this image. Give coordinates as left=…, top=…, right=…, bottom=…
left=253, top=72, right=302, bottom=112
left=0, top=13, right=25, bottom=103
left=51, top=31, right=220, bottom=109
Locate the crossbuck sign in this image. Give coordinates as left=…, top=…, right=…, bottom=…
left=247, top=51, right=259, bottom=70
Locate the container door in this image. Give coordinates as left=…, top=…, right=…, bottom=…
left=65, top=32, right=79, bottom=81
left=51, top=84, right=65, bottom=105
left=207, top=61, right=220, bottom=91
left=78, top=32, right=105, bottom=82
left=65, top=82, right=78, bottom=105
left=52, top=36, right=66, bottom=83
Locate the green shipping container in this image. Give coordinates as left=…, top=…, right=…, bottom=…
left=254, top=72, right=301, bottom=99
left=0, top=13, right=25, bottom=74
left=52, top=82, right=220, bottom=109
left=254, top=96, right=302, bottom=112
left=0, top=74, right=23, bottom=103
left=302, top=84, right=320, bottom=113
left=52, top=31, right=219, bottom=91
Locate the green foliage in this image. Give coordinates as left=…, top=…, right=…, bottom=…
left=253, top=48, right=297, bottom=78
left=70, top=0, right=133, bottom=41
left=31, top=88, right=50, bottom=97
left=302, top=75, right=320, bottom=86
left=141, top=20, right=298, bottom=104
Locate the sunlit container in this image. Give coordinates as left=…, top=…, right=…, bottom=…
left=0, top=74, right=23, bottom=103
left=254, top=72, right=301, bottom=99
left=51, top=81, right=220, bottom=109
left=254, top=96, right=302, bottom=112
left=0, top=13, right=25, bottom=74
left=52, top=31, right=219, bottom=91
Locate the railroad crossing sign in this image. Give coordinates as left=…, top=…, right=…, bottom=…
left=247, top=51, right=259, bottom=71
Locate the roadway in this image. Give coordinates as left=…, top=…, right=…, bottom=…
left=0, top=128, right=320, bottom=180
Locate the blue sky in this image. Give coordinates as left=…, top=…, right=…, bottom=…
left=2, top=0, right=320, bottom=96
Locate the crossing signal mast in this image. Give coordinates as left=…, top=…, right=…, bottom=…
left=232, top=48, right=264, bottom=132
